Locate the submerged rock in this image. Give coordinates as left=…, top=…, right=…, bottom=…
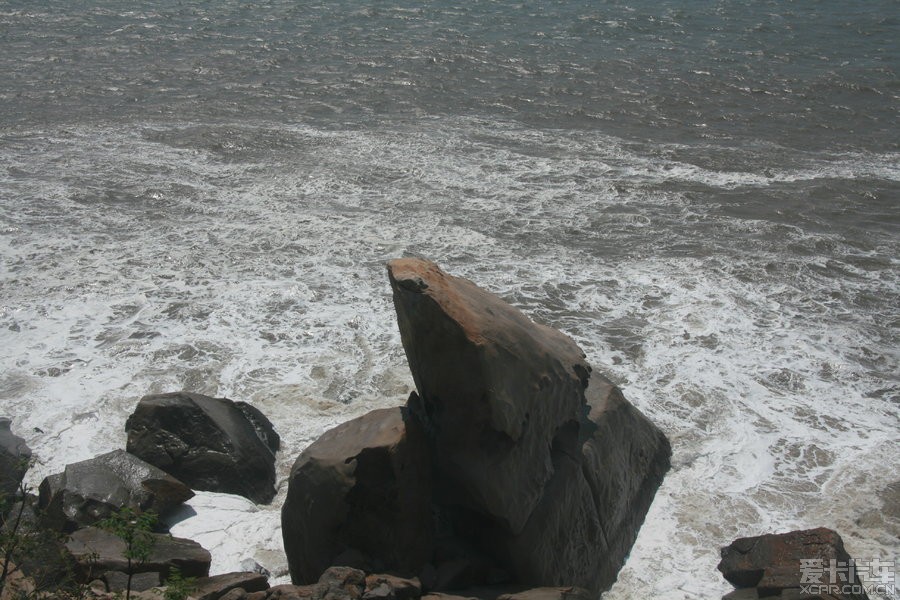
left=37, top=449, right=193, bottom=532
left=126, top=392, right=279, bottom=504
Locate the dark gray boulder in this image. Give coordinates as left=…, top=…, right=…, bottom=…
left=37, top=449, right=194, bottom=532
left=126, top=392, right=279, bottom=504
left=479, top=375, right=671, bottom=592
left=388, top=258, right=591, bottom=536
left=281, top=258, right=671, bottom=595
left=0, top=417, right=31, bottom=499
left=388, top=258, right=670, bottom=595
left=281, top=407, right=433, bottom=585
left=65, top=525, right=211, bottom=582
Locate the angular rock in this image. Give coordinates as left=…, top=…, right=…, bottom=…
left=578, top=375, right=671, bottom=588
left=65, top=526, right=211, bottom=582
left=388, top=258, right=591, bottom=535
left=281, top=408, right=433, bottom=584
left=388, top=258, right=670, bottom=594
left=0, top=417, right=31, bottom=499
left=718, top=528, right=869, bottom=600
left=282, top=259, right=670, bottom=595
left=37, top=449, right=194, bottom=532
left=126, top=392, right=279, bottom=504
left=193, top=571, right=270, bottom=600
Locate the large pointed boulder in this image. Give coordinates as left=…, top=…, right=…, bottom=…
left=388, top=258, right=591, bottom=535
left=281, top=258, right=671, bottom=595
left=125, top=392, right=279, bottom=504
left=388, top=258, right=670, bottom=594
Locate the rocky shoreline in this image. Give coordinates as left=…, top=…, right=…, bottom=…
left=0, top=259, right=880, bottom=600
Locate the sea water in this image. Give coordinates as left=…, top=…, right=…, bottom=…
left=0, top=2, right=897, bottom=598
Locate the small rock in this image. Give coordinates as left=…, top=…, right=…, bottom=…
left=266, top=584, right=320, bottom=600
left=420, top=594, right=479, bottom=600
left=192, top=571, right=270, bottom=600
left=318, top=566, right=366, bottom=600
left=496, top=587, right=594, bottom=600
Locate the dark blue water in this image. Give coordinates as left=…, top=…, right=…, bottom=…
left=0, top=2, right=898, bottom=598
left=2, top=1, right=898, bottom=151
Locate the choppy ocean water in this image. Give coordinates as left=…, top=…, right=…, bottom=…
left=0, top=1, right=897, bottom=598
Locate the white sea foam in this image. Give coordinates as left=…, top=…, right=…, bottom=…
left=0, top=118, right=896, bottom=598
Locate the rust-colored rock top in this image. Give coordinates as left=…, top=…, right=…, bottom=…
left=387, top=257, right=590, bottom=534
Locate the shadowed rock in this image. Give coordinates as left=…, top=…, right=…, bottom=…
left=282, top=258, right=670, bottom=596
left=0, top=417, right=31, bottom=499
left=37, top=449, right=193, bottom=532
left=388, top=258, right=591, bottom=535
left=282, top=408, right=433, bottom=584
left=389, top=258, right=670, bottom=594
left=65, top=526, right=210, bottom=582
left=126, top=392, right=279, bottom=504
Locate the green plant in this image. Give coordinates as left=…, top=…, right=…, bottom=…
left=0, top=459, right=91, bottom=600
left=158, top=566, right=195, bottom=600
left=98, top=507, right=158, bottom=600
left=0, top=459, right=38, bottom=599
